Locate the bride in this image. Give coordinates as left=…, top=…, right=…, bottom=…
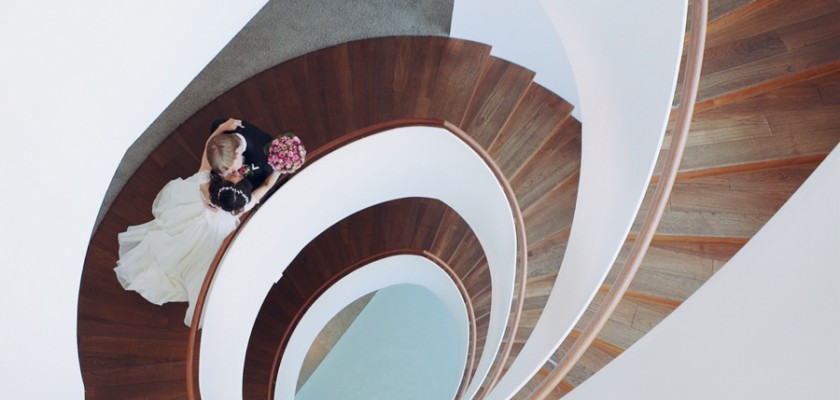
left=114, top=118, right=281, bottom=327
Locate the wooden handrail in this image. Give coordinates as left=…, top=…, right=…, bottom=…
left=527, top=0, right=708, bottom=397
left=420, top=251, right=480, bottom=400
left=186, top=119, right=528, bottom=400
left=443, top=121, right=529, bottom=397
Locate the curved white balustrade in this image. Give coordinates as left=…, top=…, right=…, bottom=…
left=483, top=1, right=690, bottom=398
left=278, top=255, right=468, bottom=399
left=198, top=126, right=518, bottom=399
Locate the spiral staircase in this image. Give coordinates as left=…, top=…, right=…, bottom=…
left=77, top=0, right=840, bottom=398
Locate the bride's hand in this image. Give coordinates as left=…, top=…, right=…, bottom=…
left=220, top=118, right=243, bottom=132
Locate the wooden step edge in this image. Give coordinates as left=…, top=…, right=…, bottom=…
left=458, top=56, right=537, bottom=155
left=704, top=0, right=783, bottom=38
left=526, top=365, right=575, bottom=395
left=429, top=208, right=460, bottom=259
left=485, top=81, right=542, bottom=152
left=598, top=284, right=683, bottom=309
left=567, top=329, right=625, bottom=358
left=650, top=154, right=829, bottom=183
left=526, top=227, right=571, bottom=267
left=694, top=60, right=840, bottom=113
left=507, top=115, right=577, bottom=184
left=483, top=365, right=573, bottom=397
left=625, top=233, right=750, bottom=246
left=457, top=45, right=497, bottom=126
left=458, top=54, right=537, bottom=129
left=521, top=169, right=580, bottom=218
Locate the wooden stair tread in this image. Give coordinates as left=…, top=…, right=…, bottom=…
left=488, top=84, right=575, bottom=178
left=511, top=119, right=581, bottom=211
left=461, top=56, right=536, bottom=149
left=663, top=71, right=840, bottom=174
left=704, top=0, right=840, bottom=49
left=699, top=32, right=840, bottom=104
left=706, top=0, right=774, bottom=33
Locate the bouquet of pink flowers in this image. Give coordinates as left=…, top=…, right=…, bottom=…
left=266, top=133, right=306, bottom=174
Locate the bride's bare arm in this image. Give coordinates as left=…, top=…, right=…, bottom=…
left=250, top=171, right=281, bottom=204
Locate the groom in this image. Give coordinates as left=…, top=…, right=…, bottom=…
left=207, top=118, right=275, bottom=189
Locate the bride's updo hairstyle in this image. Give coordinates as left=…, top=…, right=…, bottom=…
left=209, top=174, right=253, bottom=214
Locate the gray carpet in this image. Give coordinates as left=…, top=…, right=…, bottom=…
left=96, top=0, right=453, bottom=228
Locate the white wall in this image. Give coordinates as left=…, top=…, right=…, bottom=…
left=0, top=1, right=267, bottom=397
left=484, top=1, right=688, bottom=397
left=450, top=0, right=580, bottom=119
left=564, top=146, right=840, bottom=400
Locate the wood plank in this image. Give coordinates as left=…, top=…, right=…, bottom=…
left=669, top=179, right=792, bottom=216
left=706, top=0, right=775, bottom=33
left=510, top=119, right=581, bottom=211
left=699, top=35, right=840, bottom=103
left=818, top=71, right=840, bottom=105
left=700, top=30, right=788, bottom=76
left=664, top=111, right=774, bottom=148
left=727, top=160, right=820, bottom=191
left=430, top=210, right=472, bottom=266
left=669, top=128, right=838, bottom=173
left=704, top=0, right=840, bottom=48
left=526, top=227, right=570, bottom=279
left=460, top=56, right=536, bottom=149
left=488, top=84, right=574, bottom=178
left=766, top=104, right=840, bottom=136
left=777, top=10, right=840, bottom=49
left=521, top=173, right=578, bottom=245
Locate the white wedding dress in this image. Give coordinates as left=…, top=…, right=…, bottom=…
left=114, top=171, right=248, bottom=327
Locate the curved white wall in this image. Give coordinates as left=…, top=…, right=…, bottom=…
left=0, top=2, right=267, bottom=398
left=564, top=146, right=840, bottom=400
left=199, top=126, right=518, bottom=399
left=452, top=0, right=687, bottom=399
left=451, top=0, right=580, bottom=119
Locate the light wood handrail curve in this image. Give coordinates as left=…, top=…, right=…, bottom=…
left=526, top=0, right=708, bottom=397
left=442, top=122, right=530, bottom=397
left=185, top=118, right=528, bottom=400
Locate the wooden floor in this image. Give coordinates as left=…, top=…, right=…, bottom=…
left=76, top=0, right=840, bottom=398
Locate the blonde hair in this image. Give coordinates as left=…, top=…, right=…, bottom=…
left=206, top=134, right=241, bottom=174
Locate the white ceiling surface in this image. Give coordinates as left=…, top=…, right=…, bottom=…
left=564, top=146, right=840, bottom=400
left=0, top=1, right=268, bottom=397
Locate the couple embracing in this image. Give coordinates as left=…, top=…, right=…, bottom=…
left=114, top=118, right=304, bottom=327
